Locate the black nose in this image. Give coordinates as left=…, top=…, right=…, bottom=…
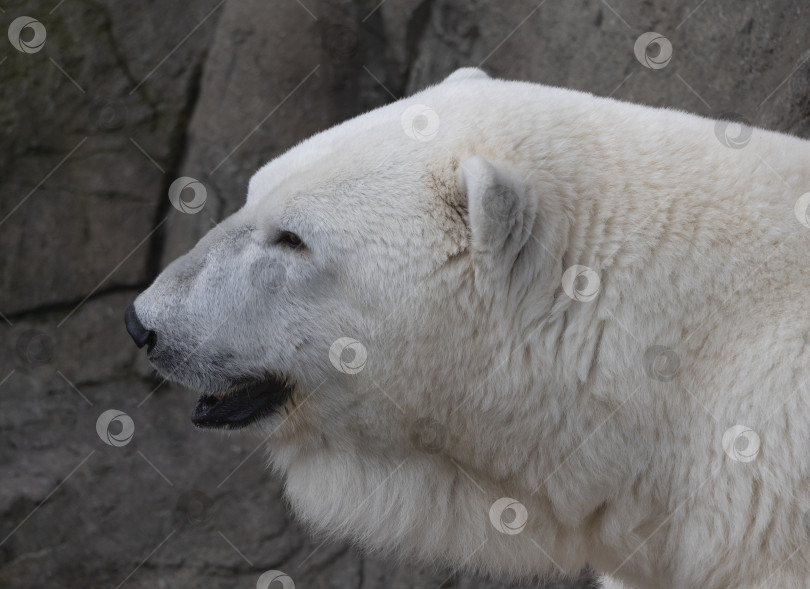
left=125, top=304, right=155, bottom=349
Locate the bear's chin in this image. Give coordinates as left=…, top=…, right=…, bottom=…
left=190, top=376, right=293, bottom=430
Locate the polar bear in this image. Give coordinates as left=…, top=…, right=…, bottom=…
left=126, top=68, right=810, bottom=588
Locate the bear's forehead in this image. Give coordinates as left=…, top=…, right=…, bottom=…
left=244, top=81, right=481, bottom=207
left=247, top=108, right=408, bottom=205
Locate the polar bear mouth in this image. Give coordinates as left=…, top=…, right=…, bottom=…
left=191, top=375, right=293, bottom=429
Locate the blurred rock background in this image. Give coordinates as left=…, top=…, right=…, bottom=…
left=1, top=0, right=808, bottom=587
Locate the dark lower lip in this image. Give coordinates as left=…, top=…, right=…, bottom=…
left=191, top=376, right=293, bottom=430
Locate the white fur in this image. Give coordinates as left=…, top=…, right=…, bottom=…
left=135, top=68, right=810, bottom=588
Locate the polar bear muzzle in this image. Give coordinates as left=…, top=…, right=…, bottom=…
left=190, top=376, right=293, bottom=429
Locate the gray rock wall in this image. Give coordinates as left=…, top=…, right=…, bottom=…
left=1, top=0, right=808, bottom=587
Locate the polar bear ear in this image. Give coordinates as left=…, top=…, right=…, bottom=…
left=443, top=67, right=490, bottom=83
left=457, top=156, right=537, bottom=294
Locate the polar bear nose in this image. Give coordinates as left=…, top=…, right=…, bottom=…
left=125, top=304, right=156, bottom=350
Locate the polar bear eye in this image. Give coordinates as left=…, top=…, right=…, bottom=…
left=276, top=230, right=305, bottom=250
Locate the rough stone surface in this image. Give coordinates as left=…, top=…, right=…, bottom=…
left=2, top=0, right=809, bottom=587
left=0, top=0, right=222, bottom=315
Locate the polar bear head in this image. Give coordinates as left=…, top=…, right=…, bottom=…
left=128, top=68, right=596, bottom=577
left=129, top=67, right=568, bottom=446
